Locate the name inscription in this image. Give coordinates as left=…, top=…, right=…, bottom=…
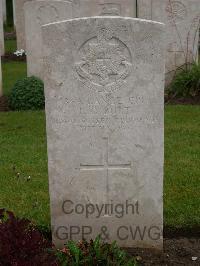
left=50, top=94, right=161, bottom=131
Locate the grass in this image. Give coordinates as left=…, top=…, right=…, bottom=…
left=5, top=39, right=17, bottom=54
left=2, top=61, right=27, bottom=95
left=2, top=40, right=27, bottom=96
left=0, top=106, right=199, bottom=231
left=0, top=111, right=50, bottom=229
left=164, top=105, right=200, bottom=229
left=4, top=24, right=14, bottom=33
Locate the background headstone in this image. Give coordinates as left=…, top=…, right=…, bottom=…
left=138, top=0, right=200, bottom=84
left=14, top=0, right=32, bottom=49
left=73, top=0, right=136, bottom=17
left=25, top=0, right=137, bottom=79
left=2, top=0, right=6, bottom=22
left=13, top=0, right=16, bottom=26
left=0, top=0, right=5, bottom=55
left=24, top=0, right=75, bottom=79
left=42, top=17, right=165, bottom=249
left=16, top=0, right=137, bottom=50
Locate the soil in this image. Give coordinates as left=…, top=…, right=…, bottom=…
left=1, top=53, right=26, bottom=62
left=0, top=96, right=9, bottom=112
left=165, top=95, right=200, bottom=105
left=4, top=31, right=16, bottom=40
left=127, top=238, right=200, bottom=266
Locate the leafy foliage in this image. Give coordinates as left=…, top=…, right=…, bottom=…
left=167, top=64, right=200, bottom=98
left=0, top=209, right=57, bottom=266
left=0, top=210, right=136, bottom=265
left=9, top=76, right=45, bottom=110
left=56, top=236, right=137, bottom=266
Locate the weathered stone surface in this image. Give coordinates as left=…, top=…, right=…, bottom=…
left=0, top=0, right=4, bottom=55
left=24, top=0, right=74, bottom=79
left=14, top=0, right=32, bottom=49
left=42, top=17, right=165, bottom=249
left=13, top=0, right=16, bottom=26
left=138, top=0, right=200, bottom=84
left=25, top=0, right=136, bottom=79
left=18, top=0, right=136, bottom=50
left=73, top=0, right=136, bottom=17
left=2, top=0, right=6, bottom=22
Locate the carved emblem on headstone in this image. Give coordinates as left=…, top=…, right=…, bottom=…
left=99, top=3, right=121, bottom=16
left=75, top=28, right=132, bottom=89
left=37, top=5, right=59, bottom=26
left=166, top=1, right=187, bottom=21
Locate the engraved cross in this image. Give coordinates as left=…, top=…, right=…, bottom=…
left=80, top=137, right=132, bottom=197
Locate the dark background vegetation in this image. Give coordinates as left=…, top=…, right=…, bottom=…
left=5, top=0, right=13, bottom=27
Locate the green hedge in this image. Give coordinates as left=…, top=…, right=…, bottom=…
left=9, top=76, right=45, bottom=111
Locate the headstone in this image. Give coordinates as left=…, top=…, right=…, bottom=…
left=25, top=0, right=136, bottom=79
left=2, top=0, right=6, bottom=22
left=73, top=0, right=136, bottom=17
left=13, top=0, right=16, bottom=26
left=0, top=0, right=5, bottom=55
left=24, top=0, right=75, bottom=79
left=14, top=0, right=32, bottom=49
left=42, top=17, right=165, bottom=249
left=138, top=0, right=200, bottom=84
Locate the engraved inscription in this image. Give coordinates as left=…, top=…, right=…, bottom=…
left=37, top=5, right=59, bottom=25
left=99, top=3, right=121, bottom=16
left=166, top=1, right=187, bottom=21
left=75, top=28, right=132, bottom=89
left=51, top=94, right=161, bottom=132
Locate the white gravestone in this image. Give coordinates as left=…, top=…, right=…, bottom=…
left=25, top=0, right=136, bottom=79
left=0, top=0, right=4, bottom=55
left=16, top=0, right=136, bottom=50
left=73, top=0, right=136, bottom=17
left=14, top=0, right=31, bottom=49
left=138, top=0, right=200, bottom=84
left=42, top=17, right=165, bottom=249
left=2, top=0, right=6, bottom=22
left=24, top=0, right=75, bottom=79
left=13, top=0, right=16, bottom=26
left=16, top=0, right=76, bottom=50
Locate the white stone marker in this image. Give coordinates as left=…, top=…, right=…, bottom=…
left=24, top=0, right=75, bottom=79
left=14, top=0, right=32, bottom=49
left=2, top=0, right=6, bottom=22
left=42, top=17, right=165, bottom=249
left=138, top=0, right=200, bottom=84
left=13, top=0, right=16, bottom=26
left=0, top=0, right=5, bottom=55
left=25, top=0, right=136, bottom=79
left=73, top=0, right=136, bottom=17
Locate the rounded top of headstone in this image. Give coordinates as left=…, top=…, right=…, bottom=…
left=42, top=16, right=165, bottom=29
